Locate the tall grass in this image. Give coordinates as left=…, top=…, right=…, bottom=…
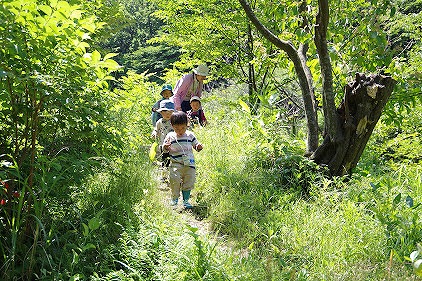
left=189, top=84, right=420, bottom=280
left=3, top=80, right=419, bottom=279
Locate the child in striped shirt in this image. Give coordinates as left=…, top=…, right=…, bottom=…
left=163, top=111, right=203, bottom=209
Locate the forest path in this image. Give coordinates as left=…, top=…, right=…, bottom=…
left=153, top=167, right=213, bottom=238
left=152, top=166, right=247, bottom=259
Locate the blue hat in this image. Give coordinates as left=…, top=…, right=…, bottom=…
left=161, top=84, right=173, bottom=94
left=157, top=99, right=175, bottom=112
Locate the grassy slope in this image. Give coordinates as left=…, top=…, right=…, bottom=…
left=187, top=84, right=420, bottom=280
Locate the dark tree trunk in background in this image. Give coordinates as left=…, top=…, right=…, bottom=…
left=311, top=73, right=396, bottom=176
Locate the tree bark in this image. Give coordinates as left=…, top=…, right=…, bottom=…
left=311, top=73, right=396, bottom=176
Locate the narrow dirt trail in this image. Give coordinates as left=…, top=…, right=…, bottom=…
left=152, top=166, right=249, bottom=261
left=153, top=170, right=213, bottom=238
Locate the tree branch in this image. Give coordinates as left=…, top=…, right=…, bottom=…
left=315, top=0, right=337, bottom=139
left=238, top=0, right=319, bottom=152
left=238, top=0, right=297, bottom=58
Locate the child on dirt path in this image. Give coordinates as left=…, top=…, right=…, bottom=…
left=151, top=100, right=175, bottom=182
left=187, top=96, right=207, bottom=128
left=151, top=84, right=173, bottom=127
left=162, top=111, right=203, bottom=209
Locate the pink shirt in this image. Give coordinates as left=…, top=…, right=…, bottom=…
left=172, top=73, right=204, bottom=110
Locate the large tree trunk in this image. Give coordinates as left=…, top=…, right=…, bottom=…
left=311, top=73, right=396, bottom=176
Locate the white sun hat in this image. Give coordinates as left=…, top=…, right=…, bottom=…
left=193, top=64, right=209, bottom=76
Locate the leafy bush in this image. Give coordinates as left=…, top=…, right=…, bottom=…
left=349, top=164, right=422, bottom=257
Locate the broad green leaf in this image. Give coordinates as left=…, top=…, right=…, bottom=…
left=81, top=243, right=96, bottom=251
left=239, top=99, right=250, bottom=114
left=149, top=142, right=158, bottom=161
left=82, top=223, right=89, bottom=237
left=38, top=5, right=52, bottom=16
left=57, top=1, right=71, bottom=11
left=91, top=50, right=101, bottom=64
left=103, top=53, right=119, bottom=61
left=88, top=216, right=100, bottom=231
left=70, top=9, right=83, bottom=19
left=393, top=193, right=401, bottom=205
left=81, top=22, right=96, bottom=33
left=75, top=41, right=90, bottom=53
left=102, top=59, right=121, bottom=70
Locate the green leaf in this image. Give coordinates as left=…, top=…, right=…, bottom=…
left=81, top=243, right=96, bottom=251
left=91, top=50, right=101, bottom=64
left=149, top=142, right=158, bottom=161
left=390, top=6, right=396, bottom=17
left=238, top=99, right=250, bottom=114
left=102, top=59, right=121, bottom=70
left=82, top=223, right=89, bottom=237
left=56, top=1, right=71, bottom=11
left=103, top=53, right=119, bottom=60
left=71, top=249, right=79, bottom=265
left=88, top=216, right=100, bottom=231
left=81, top=21, right=95, bottom=32
left=393, top=193, right=401, bottom=205
left=38, top=5, right=52, bottom=16
left=70, top=9, right=83, bottom=20
left=75, top=41, right=90, bottom=53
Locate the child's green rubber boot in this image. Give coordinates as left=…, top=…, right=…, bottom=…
left=182, top=190, right=192, bottom=209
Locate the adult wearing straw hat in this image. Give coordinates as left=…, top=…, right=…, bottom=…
left=172, top=64, right=209, bottom=112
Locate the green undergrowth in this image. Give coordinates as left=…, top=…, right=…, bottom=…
left=4, top=82, right=419, bottom=280
left=187, top=85, right=421, bottom=280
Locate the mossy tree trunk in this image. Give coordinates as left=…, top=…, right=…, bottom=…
left=311, top=73, right=396, bottom=176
